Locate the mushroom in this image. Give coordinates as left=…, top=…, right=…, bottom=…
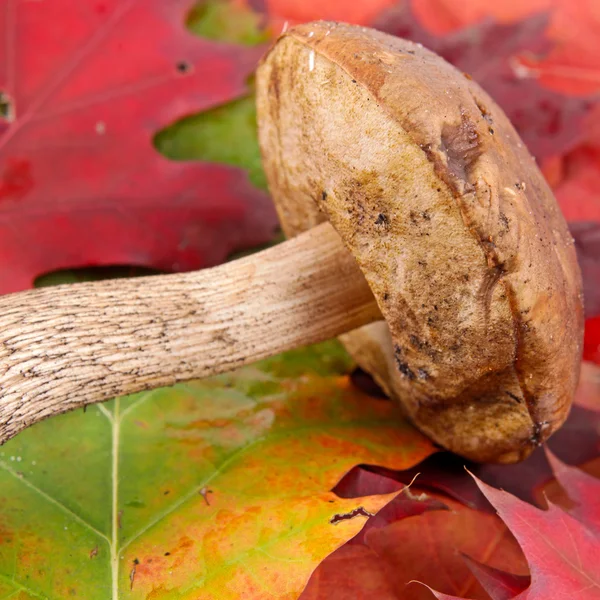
left=0, top=22, right=583, bottom=463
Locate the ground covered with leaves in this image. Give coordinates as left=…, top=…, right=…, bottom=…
left=1, top=0, right=599, bottom=598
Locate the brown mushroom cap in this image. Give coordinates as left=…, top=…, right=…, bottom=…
left=256, top=21, right=584, bottom=463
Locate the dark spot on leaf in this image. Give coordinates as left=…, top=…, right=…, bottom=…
left=199, top=486, right=213, bottom=506
left=321, top=190, right=327, bottom=200
left=175, top=60, right=192, bottom=74
left=130, top=559, right=139, bottom=591
left=330, top=506, right=374, bottom=525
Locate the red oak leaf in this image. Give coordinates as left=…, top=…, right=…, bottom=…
left=0, top=0, right=278, bottom=293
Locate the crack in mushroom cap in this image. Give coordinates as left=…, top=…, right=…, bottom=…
left=256, top=21, right=584, bottom=463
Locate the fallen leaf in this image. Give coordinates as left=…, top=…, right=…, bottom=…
left=0, top=341, right=435, bottom=599
left=571, top=223, right=600, bottom=319
left=0, top=0, right=278, bottom=294
left=412, top=0, right=600, bottom=96
left=472, top=473, right=600, bottom=599
left=261, top=0, right=397, bottom=27
left=575, top=361, right=600, bottom=410
left=462, top=557, right=530, bottom=600
left=541, top=449, right=600, bottom=536
left=301, top=487, right=527, bottom=600
left=554, top=149, right=600, bottom=223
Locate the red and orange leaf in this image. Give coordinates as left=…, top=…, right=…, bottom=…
left=263, top=0, right=396, bottom=26
left=0, top=0, right=277, bottom=293
left=301, top=487, right=527, bottom=600
left=413, top=0, right=600, bottom=96
left=0, top=342, right=436, bottom=599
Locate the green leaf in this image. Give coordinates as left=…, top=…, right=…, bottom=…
left=187, top=0, right=270, bottom=46
left=154, top=0, right=269, bottom=191
left=0, top=342, right=435, bottom=599
left=155, top=94, right=267, bottom=190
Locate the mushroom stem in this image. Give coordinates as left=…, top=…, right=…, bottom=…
left=0, top=222, right=381, bottom=444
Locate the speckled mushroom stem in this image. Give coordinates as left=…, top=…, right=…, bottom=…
left=0, top=222, right=381, bottom=444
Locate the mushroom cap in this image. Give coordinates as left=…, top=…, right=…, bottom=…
left=256, top=21, right=584, bottom=463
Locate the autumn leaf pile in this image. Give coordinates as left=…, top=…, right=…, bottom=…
left=1, top=0, right=600, bottom=598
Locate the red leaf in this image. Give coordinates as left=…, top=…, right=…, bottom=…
left=0, top=0, right=278, bottom=293
left=413, top=0, right=600, bottom=96
left=575, top=362, right=600, bottom=411
left=263, top=0, right=397, bottom=26
left=463, top=557, right=530, bottom=600
left=421, top=560, right=531, bottom=600
left=472, top=474, right=600, bottom=599
left=371, top=5, right=597, bottom=161
left=554, top=148, right=600, bottom=223
left=416, top=584, right=467, bottom=600
left=570, top=223, right=600, bottom=319
left=545, top=449, right=600, bottom=537
left=584, top=323, right=600, bottom=366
